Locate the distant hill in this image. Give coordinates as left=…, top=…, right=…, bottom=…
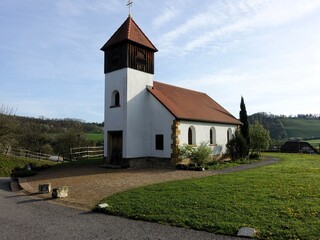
left=248, top=112, right=320, bottom=141
left=0, top=114, right=103, bottom=157
left=279, top=118, right=320, bottom=139
left=248, top=113, right=287, bottom=139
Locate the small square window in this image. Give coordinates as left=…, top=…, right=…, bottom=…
left=155, top=134, right=164, bottom=150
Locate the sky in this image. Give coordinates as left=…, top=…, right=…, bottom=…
left=0, top=0, right=320, bottom=123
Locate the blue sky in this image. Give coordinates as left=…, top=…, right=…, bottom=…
left=1, top=0, right=319, bottom=122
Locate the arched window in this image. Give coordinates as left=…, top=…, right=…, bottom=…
left=115, top=92, right=120, bottom=106
left=210, top=127, right=216, bottom=145
left=188, top=126, right=195, bottom=145
left=227, top=128, right=232, bottom=142
left=111, top=90, right=120, bottom=107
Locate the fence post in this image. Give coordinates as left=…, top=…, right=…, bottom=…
left=87, top=146, right=89, bottom=159
left=69, top=147, right=73, bottom=161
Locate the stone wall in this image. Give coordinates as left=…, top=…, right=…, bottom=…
left=122, top=157, right=174, bottom=168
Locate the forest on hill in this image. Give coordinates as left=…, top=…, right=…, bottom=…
left=248, top=112, right=320, bottom=142
left=0, top=112, right=103, bottom=158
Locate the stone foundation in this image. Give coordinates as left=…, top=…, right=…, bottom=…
left=122, top=157, right=174, bottom=168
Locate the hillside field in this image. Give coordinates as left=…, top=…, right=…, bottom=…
left=279, top=119, right=320, bottom=139
left=84, top=133, right=104, bottom=142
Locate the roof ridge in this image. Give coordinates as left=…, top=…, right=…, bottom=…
left=154, top=81, right=206, bottom=95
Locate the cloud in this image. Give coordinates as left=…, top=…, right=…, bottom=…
left=55, top=0, right=122, bottom=16
left=158, top=0, right=320, bottom=55
left=153, top=5, right=179, bottom=29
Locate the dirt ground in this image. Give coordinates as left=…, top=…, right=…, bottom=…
left=24, top=158, right=278, bottom=210
left=25, top=164, right=214, bottom=210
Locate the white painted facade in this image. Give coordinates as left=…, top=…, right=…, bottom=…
left=104, top=67, right=238, bottom=160
left=104, top=67, right=176, bottom=159
left=179, top=121, right=238, bottom=154
left=148, top=93, right=175, bottom=158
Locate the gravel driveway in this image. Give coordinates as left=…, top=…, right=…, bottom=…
left=1, top=177, right=246, bottom=240
left=24, top=157, right=278, bottom=210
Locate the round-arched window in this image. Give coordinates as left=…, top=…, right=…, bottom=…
left=111, top=90, right=120, bottom=107
left=188, top=126, right=196, bottom=145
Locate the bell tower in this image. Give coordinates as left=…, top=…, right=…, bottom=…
left=101, top=16, right=158, bottom=165
left=101, top=16, right=158, bottom=74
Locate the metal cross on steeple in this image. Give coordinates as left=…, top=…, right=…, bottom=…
left=127, top=0, right=133, bottom=16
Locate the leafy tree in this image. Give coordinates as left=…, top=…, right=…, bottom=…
left=179, top=142, right=212, bottom=167
left=52, top=131, right=90, bottom=157
left=226, top=130, right=248, bottom=160
left=249, top=121, right=271, bottom=156
left=239, top=96, right=250, bottom=146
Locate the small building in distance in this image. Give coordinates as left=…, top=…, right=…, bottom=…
left=280, top=141, right=319, bottom=154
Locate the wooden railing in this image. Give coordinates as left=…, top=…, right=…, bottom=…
left=69, top=146, right=103, bottom=161
left=7, top=148, right=63, bottom=162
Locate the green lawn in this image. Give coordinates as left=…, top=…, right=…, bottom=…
left=84, top=132, right=104, bottom=142
left=97, top=153, right=320, bottom=239
left=0, top=155, right=58, bottom=177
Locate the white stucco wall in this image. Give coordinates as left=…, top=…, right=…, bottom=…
left=123, top=68, right=154, bottom=158
left=104, top=69, right=127, bottom=157
left=149, top=95, right=175, bottom=158
left=179, top=121, right=238, bottom=154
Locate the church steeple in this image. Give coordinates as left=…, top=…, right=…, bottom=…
left=101, top=16, right=157, bottom=74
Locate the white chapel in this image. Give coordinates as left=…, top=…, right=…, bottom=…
left=101, top=16, right=241, bottom=167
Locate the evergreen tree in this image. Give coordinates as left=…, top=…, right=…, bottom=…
left=239, top=96, right=250, bottom=145
left=226, top=130, right=248, bottom=160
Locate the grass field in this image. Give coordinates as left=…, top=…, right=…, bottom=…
left=0, top=155, right=57, bottom=177
left=98, top=153, right=320, bottom=239
left=280, top=119, right=320, bottom=138
left=308, top=139, right=320, bottom=147
left=84, top=132, right=104, bottom=142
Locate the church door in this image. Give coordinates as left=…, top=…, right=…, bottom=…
left=108, top=131, right=123, bottom=165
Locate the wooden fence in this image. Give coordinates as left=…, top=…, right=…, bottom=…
left=7, top=148, right=63, bottom=162
left=69, top=146, right=103, bottom=161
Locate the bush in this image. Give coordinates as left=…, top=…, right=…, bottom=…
left=249, top=153, right=260, bottom=159
left=11, top=169, right=37, bottom=178
left=178, top=142, right=212, bottom=167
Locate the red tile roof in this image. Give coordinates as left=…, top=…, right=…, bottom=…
left=148, top=81, right=242, bottom=125
left=101, top=16, right=158, bottom=51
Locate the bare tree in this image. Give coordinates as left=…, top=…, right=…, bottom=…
left=0, top=104, right=18, bottom=155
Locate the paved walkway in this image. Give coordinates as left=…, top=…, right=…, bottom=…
left=1, top=178, right=244, bottom=240
left=9, top=158, right=279, bottom=239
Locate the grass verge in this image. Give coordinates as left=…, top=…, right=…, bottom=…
left=97, top=153, right=320, bottom=239
left=206, top=158, right=260, bottom=170
left=0, top=155, right=58, bottom=177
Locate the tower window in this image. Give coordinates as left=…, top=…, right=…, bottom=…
left=111, top=90, right=120, bottom=108
left=136, top=51, right=146, bottom=71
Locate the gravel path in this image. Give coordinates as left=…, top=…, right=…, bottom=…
left=1, top=177, right=245, bottom=240
left=24, top=157, right=279, bottom=210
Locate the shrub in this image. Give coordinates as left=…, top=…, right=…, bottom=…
left=11, top=169, right=37, bottom=178
left=178, top=142, right=212, bottom=167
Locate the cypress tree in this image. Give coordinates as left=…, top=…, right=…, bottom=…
left=239, top=96, right=250, bottom=145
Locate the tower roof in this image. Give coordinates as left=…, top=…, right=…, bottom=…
left=101, top=16, right=158, bottom=52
